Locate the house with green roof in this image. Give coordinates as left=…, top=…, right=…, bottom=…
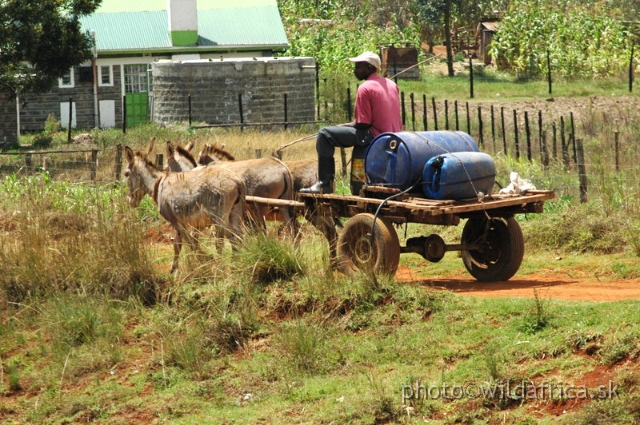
left=13, top=0, right=291, bottom=135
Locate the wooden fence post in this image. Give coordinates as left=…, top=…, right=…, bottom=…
left=67, top=97, right=73, bottom=143
left=570, top=112, right=576, bottom=163
left=122, top=95, right=127, bottom=134
left=561, top=116, right=569, bottom=170
left=115, top=144, right=122, bottom=180
left=401, top=91, right=406, bottom=127
left=444, top=99, right=449, bottom=130
left=340, top=148, right=347, bottom=177
left=155, top=153, right=163, bottom=170
left=537, top=110, right=543, bottom=156
left=465, top=102, right=470, bottom=135
left=541, top=130, right=549, bottom=169
left=552, top=122, right=557, bottom=160
left=284, top=93, right=288, bottom=131
left=513, top=109, right=519, bottom=159
left=477, top=106, right=483, bottom=147
left=431, top=97, right=438, bottom=130
left=614, top=129, right=620, bottom=172
left=501, top=106, right=507, bottom=154
left=576, top=138, right=588, bottom=203
left=454, top=100, right=459, bottom=131
left=524, top=111, right=531, bottom=161
left=410, top=92, right=416, bottom=131
left=323, top=78, right=328, bottom=122
left=91, top=149, right=98, bottom=181
left=238, top=93, right=244, bottom=132
left=422, top=94, right=428, bottom=131
left=490, top=105, right=496, bottom=151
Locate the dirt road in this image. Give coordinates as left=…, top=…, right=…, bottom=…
left=395, top=266, right=639, bottom=302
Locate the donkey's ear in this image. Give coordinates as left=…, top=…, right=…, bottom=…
left=145, top=137, right=156, bottom=157
left=125, top=146, right=135, bottom=163
left=166, top=140, right=175, bottom=155
left=185, top=141, right=195, bottom=152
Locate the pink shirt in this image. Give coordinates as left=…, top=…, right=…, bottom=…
left=354, top=73, right=402, bottom=137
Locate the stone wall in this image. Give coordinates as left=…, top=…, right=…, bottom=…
left=22, top=68, right=94, bottom=131
left=151, top=57, right=316, bottom=127
left=16, top=66, right=123, bottom=135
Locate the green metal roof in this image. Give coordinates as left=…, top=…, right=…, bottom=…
left=80, top=0, right=288, bottom=54
left=94, top=0, right=275, bottom=13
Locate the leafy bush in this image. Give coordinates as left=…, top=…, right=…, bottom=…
left=43, top=114, right=61, bottom=135
left=31, top=135, right=53, bottom=149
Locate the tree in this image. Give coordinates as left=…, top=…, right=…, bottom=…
left=415, top=0, right=503, bottom=76
left=0, top=0, right=102, bottom=97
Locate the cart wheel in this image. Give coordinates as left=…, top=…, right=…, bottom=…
left=461, top=216, right=524, bottom=282
left=337, top=213, right=400, bottom=276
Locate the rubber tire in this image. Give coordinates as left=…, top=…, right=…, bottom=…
left=461, top=216, right=524, bottom=282
left=337, top=213, right=400, bottom=276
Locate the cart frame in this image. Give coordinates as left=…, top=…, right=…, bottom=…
left=248, top=189, right=555, bottom=282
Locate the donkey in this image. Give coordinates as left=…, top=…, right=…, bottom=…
left=194, top=143, right=339, bottom=263
left=166, top=141, right=299, bottom=235
left=197, top=143, right=317, bottom=192
left=124, top=145, right=246, bottom=273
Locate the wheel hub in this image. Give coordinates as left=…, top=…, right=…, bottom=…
left=354, top=236, right=374, bottom=265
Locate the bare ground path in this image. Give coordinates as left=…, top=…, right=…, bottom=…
left=395, top=266, right=640, bottom=301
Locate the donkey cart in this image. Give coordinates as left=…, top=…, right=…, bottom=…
left=289, top=188, right=555, bottom=282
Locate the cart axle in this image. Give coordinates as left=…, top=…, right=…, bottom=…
left=402, top=235, right=479, bottom=262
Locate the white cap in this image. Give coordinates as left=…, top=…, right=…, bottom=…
left=348, top=52, right=381, bottom=70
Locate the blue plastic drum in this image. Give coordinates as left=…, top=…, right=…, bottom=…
left=423, top=151, right=496, bottom=200
left=365, top=131, right=479, bottom=191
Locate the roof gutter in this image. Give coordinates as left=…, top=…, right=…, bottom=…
left=96, top=45, right=289, bottom=57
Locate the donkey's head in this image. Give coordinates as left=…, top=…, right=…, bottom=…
left=197, top=143, right=236, bottom=165
left=166, top=140, right=198, bottom=172
left=124, top=143, right=159, bottom=207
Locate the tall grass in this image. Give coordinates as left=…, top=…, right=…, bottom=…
left=0, top=172, right=161, bottom=303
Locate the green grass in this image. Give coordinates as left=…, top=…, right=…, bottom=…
left=398, top=64, right=636, bottom=101
left=5, top=283, right=639, bottom=423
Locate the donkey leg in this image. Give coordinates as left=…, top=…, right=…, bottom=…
left=277, top=206, right=300, bottom=242
left=171, top=229, right=183, bottom=273
left=227, top=204, right=245, bottom=249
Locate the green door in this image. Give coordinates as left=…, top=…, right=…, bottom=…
left=124, top=64, right=150, bottom=127
left=125, top=92, right=149, bottom=127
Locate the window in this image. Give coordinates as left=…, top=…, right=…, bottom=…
left=124, top=64, right=148, bottom=93
left=98, top=65, right=113, bottom=86
left=58, top=68, right=74, bottom=88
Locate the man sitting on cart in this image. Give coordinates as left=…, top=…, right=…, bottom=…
left=301, top=51, right=402, bottom=194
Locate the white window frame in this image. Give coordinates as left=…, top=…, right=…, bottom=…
left=124, top=64, right=149, bottom=93
left=58, top=68, right=75, bottom=88
left=98, top=65, right=113, bottom=87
